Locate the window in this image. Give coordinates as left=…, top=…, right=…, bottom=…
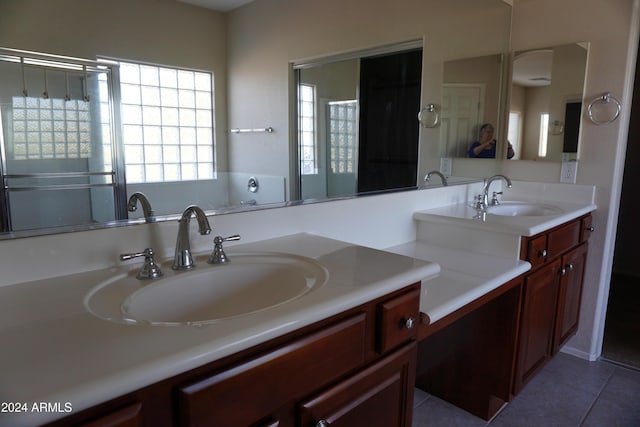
left=508, top=111, right=521, bottom=160
left=539, top=113, right=549, bottom=158
left=298, top=83, right=317, bottom=175
left=117, top=61, right=215, bottom=183
left=11, top=96, right=92, bottom=160
left=328, top=100, right=357, bottom=173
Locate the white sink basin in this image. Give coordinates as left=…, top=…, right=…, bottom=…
left=85, top=253, right=328, bottom=326
left=486, top=202, right=562, bottom=217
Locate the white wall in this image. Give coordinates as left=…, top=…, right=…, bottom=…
left=503, top=0, right=640, bottom=360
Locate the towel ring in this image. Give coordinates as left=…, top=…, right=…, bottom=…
left=418, top=104, right=440, bottom=128
left=587, top=92, right=621, bottom=125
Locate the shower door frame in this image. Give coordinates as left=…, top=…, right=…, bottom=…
left=0, top=47, right=127, bottom=233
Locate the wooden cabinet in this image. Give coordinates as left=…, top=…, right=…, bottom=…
left=513, top=259, right=561, bottom=391
left=415, top=277, right=522, bottom=420
left=514, top=214, right=591, bottom=393
left=299, top=343, right=416, bottom=427
left=553, top=242, right=588, bottom=354
left=46, top=284, right=420, bottom=427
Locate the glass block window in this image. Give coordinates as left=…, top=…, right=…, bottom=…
left=117, top=61, right=215, bottom=183
left=328, top=100, right=357, bottom=173
left=298, top=83, right=317, bottom=175
left=11, top=96, right=91, bottom=160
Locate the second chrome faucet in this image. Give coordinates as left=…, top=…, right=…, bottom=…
left=172, top=205, right=211, bottom=270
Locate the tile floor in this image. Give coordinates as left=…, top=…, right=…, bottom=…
left=412, top=353, right=640, bottom=426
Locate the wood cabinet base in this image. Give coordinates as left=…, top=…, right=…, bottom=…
left=415, top=279, right=522, bottom=420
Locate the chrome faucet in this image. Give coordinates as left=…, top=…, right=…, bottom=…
left=424, top=170, right=448, bottom=186
left=172, top=205, right=211, bottom=270
left=481, top=174, right=512, bottom=208
left=127, top=192, right=155, bottom=223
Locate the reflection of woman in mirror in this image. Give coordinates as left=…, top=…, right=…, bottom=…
left=468, top=123, right=514, bottom=159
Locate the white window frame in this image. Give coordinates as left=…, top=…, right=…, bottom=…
left=113, top=59, right=216, bottom=184
left=299, top=83, right=317, bottom=175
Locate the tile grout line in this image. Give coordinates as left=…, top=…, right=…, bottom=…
left=577, top=365, right=617, bottom=426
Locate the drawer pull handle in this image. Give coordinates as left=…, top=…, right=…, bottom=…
left=538, top=249, right=547, bottom=258
left=316, top=420, right=330, bottom=427
left=403, top=317, right=416, bottom=330
left=587, top=226, right=595, bottom=232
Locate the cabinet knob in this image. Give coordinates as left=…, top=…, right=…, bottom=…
left=316, top=420, right=330, bottom=427
left=538, top=249, right=547, bottom=258
left=561, top=264, right=574, bottom=275
left=586, top=226, right=595, bottom=232
left=403, top=317, right=416, bottom=330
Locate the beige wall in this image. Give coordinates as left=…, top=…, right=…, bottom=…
left=503, top=0, right=640, bottom=359
left=226, top=0, right=512, bottom=192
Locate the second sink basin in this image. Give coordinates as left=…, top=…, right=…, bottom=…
left=86, top=253, right=328, bottom=326
left=487, top=202, right=562, bottom=217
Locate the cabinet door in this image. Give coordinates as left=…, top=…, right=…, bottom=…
left=553, top=243, right=588, bottom=354
left=514, top=259, right=561, bottom=393
left=299, top=343, right=416, bottom=427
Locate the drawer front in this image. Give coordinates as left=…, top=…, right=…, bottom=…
left=377, top=288, right=420, bottom=354
left=547, top=220, right=581, bottom=259
left=177, top=313, right=367, bottom=427
left=525, top=235, right=548, bottom=268
left=581, top=215, right=593, bottom=242
left=80, top=403, right=142, bottom=427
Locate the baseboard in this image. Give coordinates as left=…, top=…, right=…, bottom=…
left=560, top=345, right=599, bottom=362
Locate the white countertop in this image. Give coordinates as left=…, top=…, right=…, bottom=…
left=413, top=198, right=596, bottom=237
left=0, top=233, right=439, bottom=427
left=386, top=241, right=529, bottom=323
left=389, top=188, right=597, bottom=325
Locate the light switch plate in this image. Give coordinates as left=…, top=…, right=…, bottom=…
left=560, top=160, right=578, bottom=183
left=440, top=157, right=452, bottom=176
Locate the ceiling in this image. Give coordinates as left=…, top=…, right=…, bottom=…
left=177, top=0, right=255, bottom=12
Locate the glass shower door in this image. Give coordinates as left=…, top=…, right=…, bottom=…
left=0, top=49, right=125, bottom=233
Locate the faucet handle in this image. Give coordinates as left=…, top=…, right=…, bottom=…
left=120, top=248, right=164, bottom=280
left=473, top=194, right=485, bottom=210
left=208, top=234, right=241, bottom=265
left=491, top=191, right=503, bottom=206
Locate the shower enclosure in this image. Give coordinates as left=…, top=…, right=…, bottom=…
left=0, top=48, right=126, bottom=233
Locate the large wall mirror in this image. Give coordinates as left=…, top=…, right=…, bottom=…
left=506, top=43, right=589, bottom=162
left=294, top=42, right=423, bottom=200
left=0, top=0, right=512, bottom=238
left=441, top=53, right=506, bottom=160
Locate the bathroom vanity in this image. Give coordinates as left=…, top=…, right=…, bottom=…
left=389, top=183, right=596, bottom=421
left=0, top=182, right=597, bottom=426
left=0, top=234, right=438, bottom=427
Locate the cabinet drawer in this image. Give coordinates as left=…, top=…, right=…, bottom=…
left=581, top=215, right=593, bottom=242
left=525, top=235, right=548, bottom=268
left=547, top=220, right=581, bottom=259
left=523, top=218, right=583, bottom=267
left=80, top=402, right=142, bottom=427
left=177, top=313, right=367, bottom=427
left=377, top=288, right=420, bottom=354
